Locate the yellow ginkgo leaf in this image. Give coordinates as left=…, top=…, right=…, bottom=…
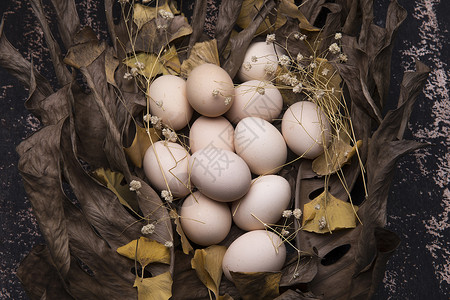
left=124, top=123, right=160, bottom=168
left=170, top=210, right=193, bottom=254
left=180, top=39, right=220, bottom=78
left=230, top=271, right=282, bottom=300
left=236, top=0, right=275, bottom=35
left=277, top=0, right=319, bottom=32
left=133, top=2, right=174, bottom=30
left=92, top=168, right=139, bottom=212
left=191, top=245, right=227, bottom=298
left=302, top=191, right=359, bottom=234
left=117, top=237, right=171, bottom=269
left=134, top=271, right=173, bottom=300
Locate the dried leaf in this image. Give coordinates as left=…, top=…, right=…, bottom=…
left=302, top=190, right=358, bottom=233
left=215, top=0, right=243, bottom=54
left=236, top=0, right=276, bottom=35
left=230, top=271, right=282, bottom=300
left=278, top=0, right=319, bottom=32
left=64, top=33, right=106, bottom=69
left=124, top=123, right=160, bottom=168
left=171, top=210, right=193, bottom=254
left=48, top=0, right=81, bottom=48
left=134, top=271, right=172, bottom=300
left=117, top=237, right=171, bottom=269
left=314, top=58, right=342, bottom=113
left=180, top=39, right=220, bottom=78
left=91, top=168, right=139, bottom=212
left=280, top=252, right=318, bottom=286
left=133, top=2, right=175, bottom=30
left=123, top=46, right=180, bottom=78
left=312, top=136, right=363, bottom=176
left=105, top=47, right=119, bottom=86
left=191, top=245, right=227, bottom=298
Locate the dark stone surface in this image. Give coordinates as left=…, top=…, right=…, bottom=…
left=0, top=0, right=448, bottom=299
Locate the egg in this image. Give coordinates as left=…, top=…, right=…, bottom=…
left=143, top=141, right=191, bottom=198
left=148, top=75, right=193, bottom=130
left=222, top=230, right=286, bottom=281
left=234, top=117, right=287, bottom=175
left=186, top=63, right=235, bottom=117
left=180, top=191, right=232, bottom=246
left=189, top=147, right=251, bottom=202
left=281, top=101, right=331, bottom=159
left=232, top=175, right=291, bottom=231
left=237, top=42, right=285, bottom=82
left=226, top=80, right=283, bottom=124
left=189, top=116, right=234, bottom=153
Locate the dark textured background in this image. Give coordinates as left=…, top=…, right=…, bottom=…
left=0, top=0, right=448, bottom=299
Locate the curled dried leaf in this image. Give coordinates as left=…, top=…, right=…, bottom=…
left=124, top=123, right=160, bottom=168
left=236, top=0, right=276, bottom=35
left=117, top=237, right=171, bottom=269
left=134, top=271, right=173, bottom=300
left=302, top=191, right=358, bottom=234
left=171, top=209, right=193, bottom=254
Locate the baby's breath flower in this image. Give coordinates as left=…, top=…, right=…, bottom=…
left=162, top=128, right=177, bottom=142
left=294, top=33, right=306, bottom=41
left=293, top=208, right=302, bottom=219
left=278, top=55, right=290, bottom=66
left=321, top=68, right=330, bottom=76
left=161, top=190, right=173, bottom=203
left=243, top=62, right=252, bottom=71
left=315, top=89, right=325, bottom=100
left=334, top=32, right=342, bottom=40
left=157, top=24, right=168, bottom=30
left=150, top=115, right=160, bottom=125
left=143, top=114, right=151, bottom=123
left=293, top=272, right=300, bottom=279
left=318, top=216, right=327, bottom=230
left=288, top=76, right=299, bottom=87
left=309, top=62, right=317, bottom=69
left=314, top=204, right=321, bottom=210
left=339, top=53, right=348, bottom=62
left=251, top=56, right=258, bottom=62
left=266, top=33, right=276, bottom=44
left=123, top=72, right=133, bottom=80
left=296, top=53, right=304, bottom=62
left=135, top=61, right=145, bottom=70
left=264, top=64, right=276, bottom=75
left=293, top=83, right=303, bottom=94
left=164, top=241, right=173, bottom=248
left=158, top=9, right=174, bottom=20
left=130, top=67, right=139, bottom=76
left=212, top=89, right=220, bottom=96
left=256, top=87, right=265, bottom=95
left=129, top=180, right=142, bottom=192
left=118, top=0, right=129, bottom=4
left=155, top=100, right=163, bottom=107
left=141, top=223, right=155, bottom=235
left=281, top=229, right=290, bottom=236
left=279, top=73, right=291, bottom=85
left=282, top=210, right=293, bottom=218
left=329, top=43, right=341, bottom=54
left=224, top=97, right=232, bottom=106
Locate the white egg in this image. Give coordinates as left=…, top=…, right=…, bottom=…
left=189, top=116, right=234, bottom=153
left=237, top=42, right=285, bottom=82
left=234, top=117, right=287, bottom=175
left=180, top=192, right=232, bottom=246
left=143, top=141, right=191, bottom=198
left=148, top=75, right=193, bottom=130
left=232, top=175, right=291, bottom=231
left=226, top=80, right=283, bottom=124
left=189, top=147, right=251, bottom=202
left=281, top=101, right=331, bottom=159
left=222, top=230, right=286, bottom=281
left=186, top=63, right=235, bottom=117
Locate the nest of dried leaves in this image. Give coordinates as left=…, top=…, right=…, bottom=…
left=0, top=0, right=430, bottom=299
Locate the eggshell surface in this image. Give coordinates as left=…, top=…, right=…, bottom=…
left=232, top=175, right=291, bottom=231
left=234, top=117, right=287, bottom=175
left=186, top=63, right=235, bottom=117
left=180, top=192, right=232, bottom=246
left=222, top=230, right=286, bottom=281
left=281, top=101, right=331, bottom=159
left=189, top=116, right=234, bottom=153
left=143, top=141, right=191, bottom=198
left=237, top=42, right=285, bottom=82
left=189, top=147, right=251, bottom=202
left=148, top=75, right=193, bottom=130
left=226, top=80, right=283, bottom=124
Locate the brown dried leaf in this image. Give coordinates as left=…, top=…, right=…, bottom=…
left=180, top=39, right=220, bottom=78
left=117, top=237, right=171, bottom=269
left=64, top=36, right=106, bottom=69
left=278, top=0, right=319, bottom=32
left=236, top=0, right=276, bottom=35
left=191, top=245, right=227, bottom=298
left=302, top=190, right=358, bottom=234
left=230, top=271, right=282, bottom=300
left=105, top=47, right=119, bottom=86
left=171, top=210, right=194, bottom=254
left=124, top=123, right=160, bottom=168
left=133, top=2, right=175, bottom=30
left=313, top=58, right=342, bottom=113
left=134, top=271, right=172, bottom=300
left=123, top=46, right=180, bottom=78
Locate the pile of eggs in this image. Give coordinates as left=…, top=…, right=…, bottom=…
left=142, top=42, right=331, bottom=281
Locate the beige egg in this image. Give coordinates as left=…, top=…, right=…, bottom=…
left=186, top=63, right=235, bottom=117
left=226, top=80, right=283, bottom=124
left=237, top=42, right=285, bottom=82
left=234, top=117, right=287, bottom=175
left=148, top=75, right=193, bottom=130
left=222, top=230, right=286, bottom=281
left=143, top=141, right=191, bottom=198
left=180, top=191, right=232, bottom=246
left=281, top=101, right=331, bottom=159
left=232, top=175, right=291, bottom=231
left=189, top=116, right=234, bottom=153
left=189, top=147, right=251, bottom=202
